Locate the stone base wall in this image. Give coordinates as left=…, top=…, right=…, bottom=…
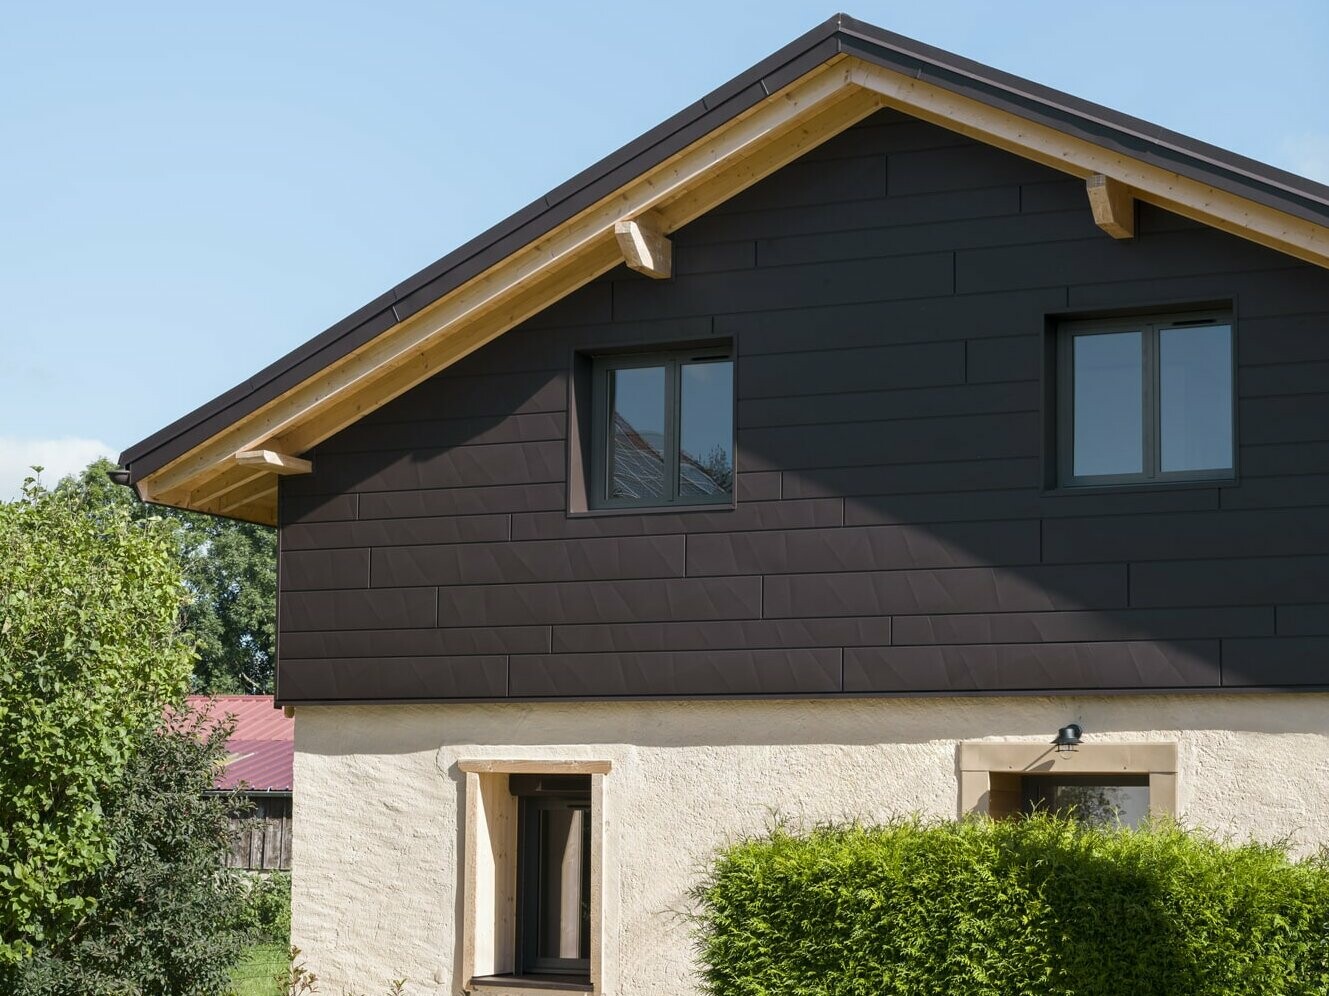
left=291, top=694, right=1329, bottom=993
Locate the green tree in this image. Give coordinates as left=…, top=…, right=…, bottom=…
left=7, top=712, right=250, bottom=995
left=58, top=460, right=277, bottom=694
left=0, top=475, right=195, bottom=963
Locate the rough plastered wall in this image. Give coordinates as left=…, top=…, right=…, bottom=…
left=291, top=694, right=1329, bottom=994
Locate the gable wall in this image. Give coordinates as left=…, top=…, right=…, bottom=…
left=275, top=109, right=1329, bottom=703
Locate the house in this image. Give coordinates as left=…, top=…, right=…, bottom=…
left=116, top=14, right=1329, bottom=994
left=186, top=695, right=294, bottom=872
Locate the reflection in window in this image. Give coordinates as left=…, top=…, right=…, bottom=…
left=594, top=349, right=734, bottom=508
left=608, top=366, right=666, bottom=501
left=679, top=360, right=733, bottom=498
left=1023, top=775, right=1151, bottom=828
left=1072, top=331, right=1143, bottom=478
left=1160, top=325, right=1233, bottom=472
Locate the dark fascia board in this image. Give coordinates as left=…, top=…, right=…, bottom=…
left=120, top=12, right=1329, bottom=481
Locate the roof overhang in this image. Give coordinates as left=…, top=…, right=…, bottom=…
left=119, top=15, right=1329, bottom=525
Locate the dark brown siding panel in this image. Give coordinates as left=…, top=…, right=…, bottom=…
left=893, top=607, right=1273, bottom=645
left=844, top=641, right=1221, bottom=692
left=436, top=576, right=763, bottom=628
left=1277, top=605, right=1329, bottom=636
left=685, top=520, right=1039, bottom=576
left=763, top=565, right=1127, bottom=618
left=281, top=655, right=508, bottom=700
left=1130, top=557, right=1329, bottom=608
left=359, top=483, right=566, bottom=519
left=273, top=111, right=1329, bottom=703
left=551, top=617, right=892, bottom=654
left=280, top=549, right=369, bottom=591
left=281, top=587, right=436, bottom=632
left=282, top=625, right=551, bottom=658
left=372, top=535, right=686, bottom=586
left=1222, top=638, right=1329, bottom=687
left=283, top=513, right=511, bottom=551
left=509, top=649, right=841, bottom=697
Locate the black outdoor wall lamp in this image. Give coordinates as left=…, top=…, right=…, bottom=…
left=1052, top=723, right=1083, bottom=754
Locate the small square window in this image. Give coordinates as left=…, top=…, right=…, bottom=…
left=590, top=349, right=734, bottom=509
left=1057, top=312, right=1234, bottom=486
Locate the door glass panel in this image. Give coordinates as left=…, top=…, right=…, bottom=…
left=1073, top=331, right=1143, bottom=477
left=678, top=360, right=733, bottom=498
left=1160, top=324, right=1232, bottom=472
left=538, top=807, right=591, bottom=961
left=608, top=366, right=666, bottom=500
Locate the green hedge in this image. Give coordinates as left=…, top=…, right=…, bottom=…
left=694, top=816, right=1329, bottom=996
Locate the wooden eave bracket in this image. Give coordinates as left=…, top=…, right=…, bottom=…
left=614, top=212, right=672, bottom=278
left=1086, top=174, right=1136, bottom=239
left=233, top=449, right=313, bottom=475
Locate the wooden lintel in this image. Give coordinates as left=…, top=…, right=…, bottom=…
left=613, top=212, right=672, bottom=278
left=234, top=449, right=312, bottom=475
left=1086, top=174, right=1135, bottom=239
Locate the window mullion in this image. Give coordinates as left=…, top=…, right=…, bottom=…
left=665, top=358, right=681, bottom=502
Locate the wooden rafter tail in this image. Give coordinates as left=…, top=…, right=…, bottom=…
left=614, top=212, right=672, bottom=278
left=234, top=449, right=313, bottom=475
left=1086, top=174, right=1135, bottom=239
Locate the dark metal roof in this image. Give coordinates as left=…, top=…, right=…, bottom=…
left=119, top=12, right=1329, bottom=482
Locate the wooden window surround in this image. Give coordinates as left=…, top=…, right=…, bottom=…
left=957, top=742, right=1178, bottom=821
left=458, top=760, right=611, bottom=996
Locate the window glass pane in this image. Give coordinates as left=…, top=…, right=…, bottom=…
left=1047, top=783, right=1150, bottom=829
left=678, top=360, right=733, bottom=499
left=538, top=807, right=590, bottom=961
left=1072, top=331, right=1143, bottom=477
left=1160, top=324, right=1232, bottom=472
left=608, top=366, right=666, bottom=500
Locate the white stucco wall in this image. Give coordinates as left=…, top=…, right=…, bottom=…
left=291, top=694, right=1329, bottom=994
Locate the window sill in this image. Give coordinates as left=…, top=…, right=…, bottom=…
left=1041, top=477, right=1235, bottom=498
left=567, top=499, right=736, bottom=518
left=469, top=975, right=593, bottom=995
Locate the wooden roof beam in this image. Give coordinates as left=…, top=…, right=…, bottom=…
left=234, top=449, right=312, bottom=475
left=1086, top=174, right=1135, bottom=239
left=614, top=212, right=672, bottom=278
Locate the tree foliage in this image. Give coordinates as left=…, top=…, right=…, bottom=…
left=0, top=476, right=195, bottom=963
left=58, top=460, right=277, bottom=694
left=6, top=712, right=250, bottom=995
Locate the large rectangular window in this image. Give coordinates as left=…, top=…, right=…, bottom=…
left=591, top=349, right=734, bottom=509
left=1057, top=312, right=1233, bottom=486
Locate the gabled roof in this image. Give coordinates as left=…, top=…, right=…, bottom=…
left=184, top=695, right=293, bottom=793
left=118, top=13, right=1329, bottom=525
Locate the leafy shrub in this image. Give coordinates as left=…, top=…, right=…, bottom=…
left=229, top=873, right=292, bottom=944
left=694, top=816, right=1329, bottom=996
left=0, top=476, right=195, bottom=963
left=4, top=711, right=251, bottom=995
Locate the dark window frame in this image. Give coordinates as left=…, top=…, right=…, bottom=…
left=511, top=775, right=593, bottom=981
left=589, top=347, right=734, bottom=510
left=1056, top=311, right=1235, bottom=488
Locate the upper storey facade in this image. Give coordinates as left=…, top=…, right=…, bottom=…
left=114, top=17, right=1329, bottom=705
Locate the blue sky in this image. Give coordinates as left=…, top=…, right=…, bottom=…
left=2, top=1, right=1326, bottom=496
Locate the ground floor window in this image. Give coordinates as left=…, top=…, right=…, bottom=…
left=956, top=742, right=1176, bottom=823
left=458, top=759, right=609, bottom=995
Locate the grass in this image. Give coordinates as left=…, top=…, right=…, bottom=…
left=229, top=942, right=287, bottom=996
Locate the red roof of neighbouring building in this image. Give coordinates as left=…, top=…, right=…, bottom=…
left=185, top=695, right=293, bottom=793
